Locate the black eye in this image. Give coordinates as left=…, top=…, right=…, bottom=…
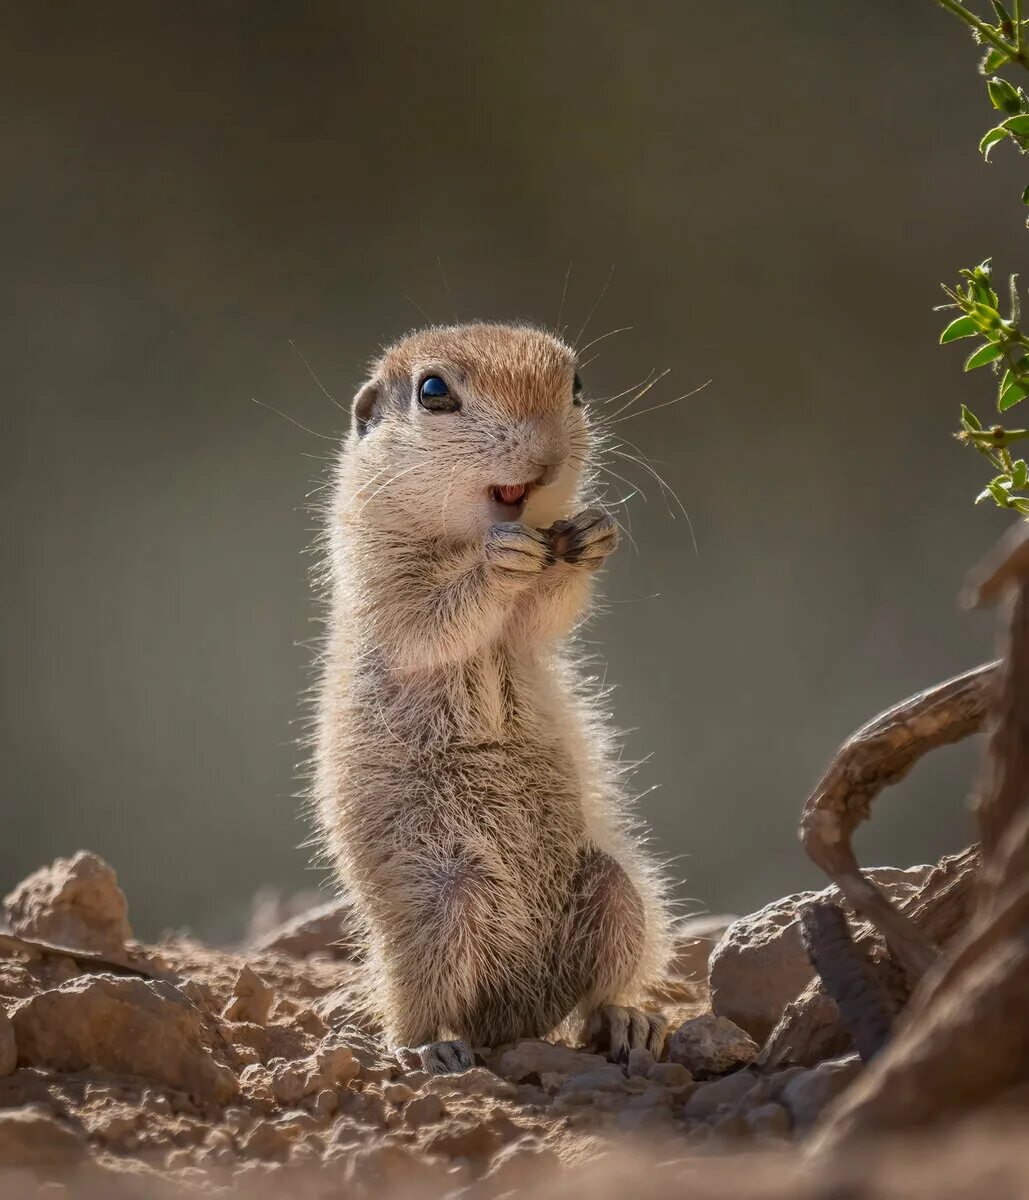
left=418, top=375, right=460, bottom=413
left=572, top=373, right=583, bottom=406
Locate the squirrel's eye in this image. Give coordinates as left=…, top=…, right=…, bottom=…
left=418, top=375, right=460, bottom=413
left=572, top=373, right=584, bottom=406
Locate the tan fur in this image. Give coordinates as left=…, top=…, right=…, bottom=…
left=311, top=321, right=672, bottom=1065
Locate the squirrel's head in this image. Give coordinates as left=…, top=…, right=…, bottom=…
left=341, top=322, right=590, bottom=541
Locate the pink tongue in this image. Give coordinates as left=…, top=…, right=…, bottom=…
left=498, top=484, right=526, bottom=504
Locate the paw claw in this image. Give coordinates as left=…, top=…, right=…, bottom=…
left=548, top=507, right=618, bottom=569
left=584, top=1005, right=664, bottom=1064
left=485, top=522, right=551, bottom=578
left=404, top=1039, right=474, bottom=1075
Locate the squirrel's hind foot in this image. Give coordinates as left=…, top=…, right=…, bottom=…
left=583, top=1005, right=667, bottom=1064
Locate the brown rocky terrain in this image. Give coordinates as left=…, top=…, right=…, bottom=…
left=0, top=849, right=1026, bottom=1199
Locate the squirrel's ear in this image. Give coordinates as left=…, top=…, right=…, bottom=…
left=352, top=378, right=383, bottom=437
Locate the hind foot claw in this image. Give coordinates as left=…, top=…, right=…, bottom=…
left=584, top=1005, right=667, bottom=1064
left=397, top=1039, right=474, bottom=1075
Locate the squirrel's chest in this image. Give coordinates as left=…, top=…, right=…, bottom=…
left=382, top=645, right=547, bottom=747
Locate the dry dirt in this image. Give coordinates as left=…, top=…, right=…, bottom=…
left=0, top=851, right=1026, bottom=1199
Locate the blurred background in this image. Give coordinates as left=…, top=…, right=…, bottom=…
left=1, top=2, right=1023, bottom=941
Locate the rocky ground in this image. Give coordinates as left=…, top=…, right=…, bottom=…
left=0, top=851, right=1026, bottom=1199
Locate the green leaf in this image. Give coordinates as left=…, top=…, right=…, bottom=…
left=1013, top=459, right=1028, bottom=488
left=1012, top=498, right=1029, bottom=514
left=966, top=341, right=1006, bottom=369
left=1002, top=114, right=1029, bottom=135
left=961, top=404, right=984, bottom=430
left=941, top=315, right=979, bottom=342
left=1022, top=184, right=1029, bottom=204
left=999, top=375, right=1029, bottom=410
left=982, top=47, right=1010, bottom=73
left=989, top=479, right=1014, bottom=507
left=992, top=0, right=1013, bottom=22
left=989, top=76, right=1022, bottom=112
left=980, top=126, right=1010, bottom=159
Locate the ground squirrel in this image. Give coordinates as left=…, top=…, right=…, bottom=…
left=312, top=322, right=672, bottom=1073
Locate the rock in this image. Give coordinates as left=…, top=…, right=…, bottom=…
left=708, top=864, right=933, bottom=1042
left=497, top=1040, right=607, bottom=1082
left=647, top=1061, right=692, bottom=1087
left=222, top=965, right=275, bottom=1024
left=250, top=897, right=364, bottom=961
left=780, top=1054, right=861, bottom=1130
left=746, top=1102, right=792, bottom=1137
left=558, top=1067, right=630, bottom=1097
left=0, top=1108, right=87, bottom=1167
left=627, top=1046, right=655, bottom=1076
left=3, top=851, right=132, bottom=955
left=0, top=1006, right=15, bottom=1078
left=425, top=1066, right=517, bottom=1100
left=683, top=1070, right=758, bottom=1121
left=403, top=1092, right=445, bottom=1128
left=667, top=1014, right=758, bottom=1077
left=668, top=913, right=739, bottom=980
left=11, top=975, right=238, bottom=1103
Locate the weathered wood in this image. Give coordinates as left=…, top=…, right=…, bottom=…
left=800, top=662, right=996, bottom=982
left=758, top=847, right=978, bottom=1069
left=799, top=903, right=895, bottom=1063
left=810, top=524, right=1029, bottom=1147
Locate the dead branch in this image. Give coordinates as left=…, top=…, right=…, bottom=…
left=799, top=903, right=895, bottom=1063
left=810, top=524, right=1029, bottom=1147
left=800, top=661, right=997, bottom=982
left=758, top=846, right=978, bottom=1069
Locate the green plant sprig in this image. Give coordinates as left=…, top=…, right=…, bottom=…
left=934, top=0, right=1029, bottom=512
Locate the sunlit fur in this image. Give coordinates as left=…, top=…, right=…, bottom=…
left=312, top=321, right=672, bottom=1055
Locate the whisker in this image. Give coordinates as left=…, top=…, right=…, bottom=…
left=593, top=369, right=660, bottom=408
left=251, top=397, right=337, bottom=441
left=597, top=369, right=671, bottom=423
left=288, top=339, right=347, bottom=412
left=610, top=447, right=698, bottom=557
left=404, top=293, right=433, bottom=325
left=573, top=264, right=615, bottom=350
left=353, top=462, right=428, bottom=519
left=437, top=256, right=458, bottom=323
left=556, top=261, right=572, bottom=337
left=606, top=378, right=712, bottom=427
left=577, top=325, right=634, bottom=356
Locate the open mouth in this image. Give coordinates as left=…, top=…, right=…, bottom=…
left=489, top=481, right=534, bottom=515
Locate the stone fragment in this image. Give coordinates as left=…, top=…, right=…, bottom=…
left=425, top=1065, right=517, bottom=1099
left=222, top=965, right=275, bottom=1024
left=647, top=1061, right=692, bottom=1087
left=0, top=1108, right=87, bottom=1167
left=667, top=1014, right=758, bottom=1077
left=403, top=1092, right=445, bottom=1128
left=627, top=1046, right=655, bottom=1076
left=11, top=975, right=238, bottom=1103
left=780, top=1054, right=861, bottom=1130
left=558, top=1066, right=630, bottom=1096
left=497, top=1040, right=607, bottom=1082
left=3, top=852, right=132, bottom=955
left=683, top=1070, right=758, bottom=1120
left=746, top=1102, right=792, bottom=1137
left=250, top=897, right=364, bottom=961
left=708, top=864, right=933, bottom=1042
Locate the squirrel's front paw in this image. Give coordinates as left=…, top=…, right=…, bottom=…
left=485, top=522, right=552, bottom=579
left=548, top=507, right=619, bottom=570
